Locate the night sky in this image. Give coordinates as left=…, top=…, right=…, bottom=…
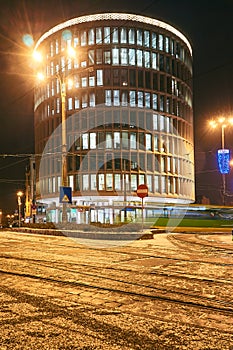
left=1, top=0, right=233, bottom=213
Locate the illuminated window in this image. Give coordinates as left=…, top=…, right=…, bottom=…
left=82, top=93, right=88, bottom=108
left=144, top=30, right=150, bottom=47
left=158, top=34, right=163, bottom=50
left=152, top=32, right=157, bottom=48
left=154, top=135, right=159, bottom=151
left=104, top=27, right=111, bottom=43
left=138, top=91, right=143, bottom=108
left=112, top=48, right=119, bottom=65
left=139, top=174, right=145, bottom=185
left=88, top=50, right=95, bottom=65
left=152, top=52, right=158, bottom=70
left=68, top=97, right=72, bottom=110
left=114, top=174, right=121, bottom=190
left=90, top=174, right=97, bottom=190
left=120, top=28, right=127, bottom=43
left=122, top=91, right=128, bottom=106
left=145, top=92, right=150, bottom=109
left=137, top=50, right=143, bottom=66
left=106, top=133, right=113, bottom=149
left=129, top=29, right=135, bottom=44
left=81, top=31, right=87, bottom=46
left=82, top=133, right=89, bottom=149
left=121, top=48, right=128, bottom=65
left=88, top=29, right=95, bottom=45
left=112, top=28, right=118, bottom=43
left=74, top=97, right=80, bottom=109
left=144, top=51, right=150, bottom=68
left=106, top=174, right=113, bottom=191
left=74, top=37, right=79, bottom=47
left=137, top=29, right=142, bottom=45
left=113, top=90, right=120, bottom=106
left=130, top=91, right=136, bottom=107
left=105, top=90, right=111, bottom=106
left=161, top=176, right=166, bottom=193
left=89, top=76, right=95, bottom=87
left=97, top=70, right=103, bottom=86
left=129, top=49, right=135, bottom=65
left=56, top=98, right=60, bottom=113
left=81, top=77, right=87, bottom=87
left=90, top=132, right=96, bottom=149
left=96, top=28, right=102, bottom=44
left=154, top=175, right=159, bottom=192
left=98, top=174, right=105, bottom=190
left=104, top=51, right=111, bottom=64
left=83, top=174, right=89, bottom=191
left=131, top=174, right=137, bottom=190
left=114, top=132, right=120, bottom=149
left=89, top=93, right=95, bottom=107
left=147, top=175, right=152, bottom=192
left=130, top=133, right=137, bottom=149
left=146, top=134, right=152, bottom=150
left=55, top=39, right=59, bottom=54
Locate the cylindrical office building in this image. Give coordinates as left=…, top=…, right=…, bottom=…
left=34, top=13, right=194, bottom=223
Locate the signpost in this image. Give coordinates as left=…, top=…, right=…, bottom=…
left=137, top=184, right=148, bottom=231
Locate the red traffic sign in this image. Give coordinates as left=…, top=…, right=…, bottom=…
left=137, top=184, right=148, bottom=198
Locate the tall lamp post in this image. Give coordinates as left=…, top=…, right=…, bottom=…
left=209, top=117, right=233, bottom=204
left=34, top=46, right=75, bottom=223
left=17, top=191, right=23, bottom=227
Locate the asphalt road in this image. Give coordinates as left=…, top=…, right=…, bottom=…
left=0, top=230, right=233, bottom=349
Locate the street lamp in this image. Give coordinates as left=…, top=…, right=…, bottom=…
left=34, top=45, right=75, bottom=223
left=209, top=117, right=233, bottom=204
left=17, top=191, right=23, bottom=227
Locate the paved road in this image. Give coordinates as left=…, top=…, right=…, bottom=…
left=0, top=230, right=233, bottom=349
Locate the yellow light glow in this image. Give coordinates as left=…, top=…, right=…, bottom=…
left=209, top=120, right=217, bottom=128
left=67, top=78, right=73, bottom=89
left=37, top=72, right=45, bottom=81
left=17, top=191, right=23, bottom=197
left=218, top=117, right=225, bottom=124
left=33, top=51, right=42, bottom=62
left=67, top=46, right=76, bottom=58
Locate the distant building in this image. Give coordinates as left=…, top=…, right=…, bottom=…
left=33, top=13, right=194, bottom=223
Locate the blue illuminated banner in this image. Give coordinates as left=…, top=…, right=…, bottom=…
left=217, top=149, right=230, bottom=174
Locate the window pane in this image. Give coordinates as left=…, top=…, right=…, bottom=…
left=114, top=174, right=121, bottom=190
left=129, top=49, right=135, bottom=65
left=104, top=27, right=110, bottom=43
left=97, top=69, right=103, bottom=86
left=112, top=28, right=118, bottom=43
left=121, top=48, right=128, bottom=65
left=112, top=48, right=119, bottom=65
left=137, top=50, right=143, bottom=66
left=137, top=29, right=142, bottom=45
left=144, top=30, right=150, bottom=47
left=129, top=28, right=135, bottom=44
left=96, top=28, right=102, bottom=44
left=120, top=28, right=127, bottom=43
left=83, top=174, right=89, bottom=190
left=88, top=29, right=95, bottom=45
left=98, top=174, right=105, bottom=190
left=106, top=174, right=113, bottom=191
left=91, top=174, right=97, bottom=190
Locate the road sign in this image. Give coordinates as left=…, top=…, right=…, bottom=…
left=137, top=184, right=148, bottom=199
left=60, top=186, right=72, bottom=204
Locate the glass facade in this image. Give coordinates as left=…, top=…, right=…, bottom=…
left=34, top=13, right=194, bottom=222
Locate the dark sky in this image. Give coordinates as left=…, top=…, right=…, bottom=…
left=1, top=0, right=233, bottom=212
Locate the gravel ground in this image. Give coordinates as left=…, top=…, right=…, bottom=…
left=0, top=230, right=233, bottom=349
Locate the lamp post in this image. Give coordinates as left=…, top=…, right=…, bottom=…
left=209, top=117, right=233, bottom=204
left=34, top=46, right=75, bottom=223
left=17, top=191, right=23, bottom=227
